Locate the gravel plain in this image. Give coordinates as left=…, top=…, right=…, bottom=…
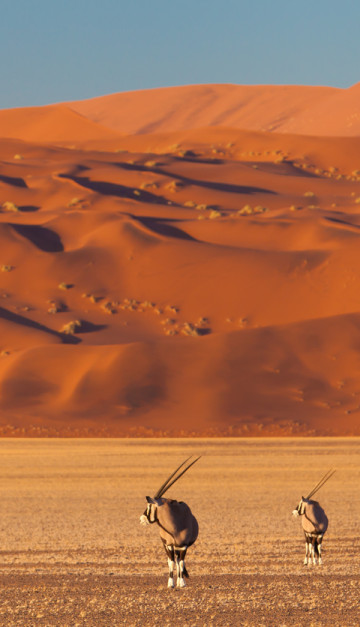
left=0, top=438, right=359, bottom=625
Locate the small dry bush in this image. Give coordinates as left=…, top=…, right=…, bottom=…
left=1, top=265, right=13, bottom=272
left=166, top=305, right=179, bottom=314
left=82, top=293, right=102, bottom=303
left=209, top=210, right=222, bottom=219
left=238, top=205, right=253, bottom=215
left=67, top=198, right=82, bottom=207
left=140, top=181, right=158, bottom=190
left=58, top=282, right=72, bottom=290
left=181, top=322, right=200, bottom=337
left=2, top=201, right=19, bottom=213
left=166, top=180, right=184, bottom=192
left=60, top=320, right=81, bottom=335
left=101, top=301, right=117, bottom=314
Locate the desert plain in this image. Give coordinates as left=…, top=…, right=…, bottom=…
left=1, top=437, right=359, bottom=626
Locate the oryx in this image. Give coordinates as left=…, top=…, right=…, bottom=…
left=292, top=468, right=335, bottom=565
left=140, top=456, right=200, bottom=588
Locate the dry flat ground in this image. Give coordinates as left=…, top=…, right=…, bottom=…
left=0, top=438, right=359, bottom=626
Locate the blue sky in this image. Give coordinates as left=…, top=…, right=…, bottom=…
left=1, top=0, right=359, bottom=109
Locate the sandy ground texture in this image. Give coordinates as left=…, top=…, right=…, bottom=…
left=0, top=438, right=359, bottom=625
left=2, top=84, right=360, bottom=436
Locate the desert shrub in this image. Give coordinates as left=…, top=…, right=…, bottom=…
left=304, top=191, right=315, bottom=198
left=140, top=181, right=158, bottom=190
left=161, top=318, right=175, bottom=326
left=1, top=265, right=13, bottom=272
left=2, top=201, right=19, bottom=212
left=101, top=301, right=117, bottom=314
left=181, top=322, right=200, bottom=337
left=238, top=205, right=253, bottom=215
left=67, top=198, right=82, bottom=207
left=196, top=317, right=209, bottom=327
left=209, top=210, right=222, bottom=219
left=58, top=282, right=72, bottom=290
left=166, top=305, right=179, bottom=314
left=166, top=180, right=184, bottom=192
left=164, top=328, right=177, bottom=336
left=60, top=320, right=81, bottom=335
left=177, top=149, right=196, bottom=158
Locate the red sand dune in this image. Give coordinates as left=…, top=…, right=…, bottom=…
left=70, top=82, right=360, bottom=136
left=1, top=83, right=360, bottom=436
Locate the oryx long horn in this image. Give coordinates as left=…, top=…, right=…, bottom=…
left=306, top=468, right=336, bottom=500
left=154, top=456, right=193, bottom=499
left=155, top=456, right=201, bottom=498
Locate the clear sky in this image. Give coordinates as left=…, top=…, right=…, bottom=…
left=1, top=0, right=359, bottom=110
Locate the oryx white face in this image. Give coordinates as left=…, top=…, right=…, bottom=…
left=140, top=497, right=160, bottom=526
left=139, top=511, right=149, bottom=526
left=292, top=497, right=306, bottom=517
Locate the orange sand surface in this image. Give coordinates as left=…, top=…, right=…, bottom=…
left=1, top=84, right=360, bottom=435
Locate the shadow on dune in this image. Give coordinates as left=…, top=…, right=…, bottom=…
left=115, top=162, right=276, bottom=196
left=19, top=205, right=41, bottom=213
left=0, top=174, right=27, bottom=188
left=59, top=174, right=180, bottom=206
left=0, top=307, right=81, bottom=344
left=10, top=224, right=64, bottom=252
left=78, top=320, right=107, bottom=333
left=136, top=217, right=197, bottom=241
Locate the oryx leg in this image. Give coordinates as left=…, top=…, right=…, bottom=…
left=317, top=535, right=323, bottom=565
left=310, top=538, right=317, bottom=565
left=304, top=533, right=310, bottom=565
left=175, top=546, right=188, bottom=588
left=162, top=540, right=175, bottom=588
left=304, top=540, right=309, bottom=565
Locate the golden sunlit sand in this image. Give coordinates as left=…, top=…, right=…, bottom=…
left=1, top=84, right=360, bottom=435
left=0, top=438, right=359, bottom=625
